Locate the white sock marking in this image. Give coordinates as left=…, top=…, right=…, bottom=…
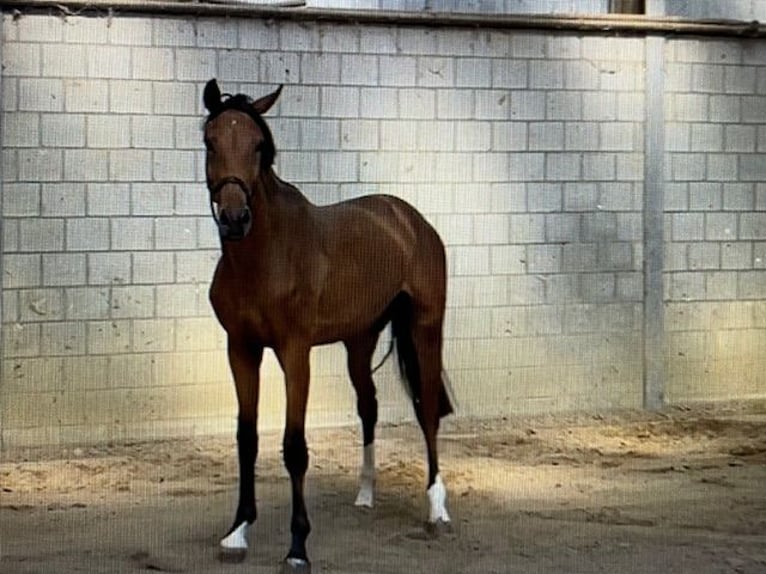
left=354, top=443, right=375, bottom=508
left=427, top=474, right=451, bottom=523
left=220, top=521, right=249, bottom=551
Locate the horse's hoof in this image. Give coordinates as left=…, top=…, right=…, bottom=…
left=281, top=557, right=311, bottom=573
left=219, top=548, right=247, bottom=563
left=425, top=519, right=453, bottom=538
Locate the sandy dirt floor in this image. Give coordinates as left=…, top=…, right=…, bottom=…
left=2, top=401, right=766, bottom=574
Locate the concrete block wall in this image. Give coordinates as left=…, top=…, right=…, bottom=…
left=0, top=11, right=763, bottom=447
left=663, top=38, right=766, bottom=401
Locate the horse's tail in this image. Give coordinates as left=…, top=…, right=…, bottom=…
left=372, top=293, right=454, bottom=418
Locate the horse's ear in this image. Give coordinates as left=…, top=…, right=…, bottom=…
left=203, top=79, right=222, bottom=113
left=252, top=85, right=283, bottom=116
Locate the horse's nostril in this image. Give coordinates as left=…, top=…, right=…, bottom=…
left=241, top=209, right=251, bottom=224
left=219, top=210, right=230, bottom=225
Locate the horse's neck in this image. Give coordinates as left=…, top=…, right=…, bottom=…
left=219, top=169, right=311, bottom=264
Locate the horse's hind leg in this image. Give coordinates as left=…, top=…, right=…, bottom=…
left=344, top=333, right=379, bottom=508
left=410, top=320, right=451, bottom=528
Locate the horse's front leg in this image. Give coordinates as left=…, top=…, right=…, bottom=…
left=276, top=343, right=312, bottom=572
left=220, top=340, right=263, bottom=562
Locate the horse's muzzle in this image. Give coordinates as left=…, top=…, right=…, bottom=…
left=217, top=206, right=252, bottom=241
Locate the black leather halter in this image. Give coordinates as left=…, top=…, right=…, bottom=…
left=208, top=176, right=253, bottom=227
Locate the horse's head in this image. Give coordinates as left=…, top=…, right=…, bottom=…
left=203, top=79, right=282, bottom=241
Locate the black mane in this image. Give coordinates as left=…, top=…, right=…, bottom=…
left=205, top=93, right=277, bottom=170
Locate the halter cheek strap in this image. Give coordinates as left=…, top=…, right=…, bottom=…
left=209, top=176, right=254, bottom=226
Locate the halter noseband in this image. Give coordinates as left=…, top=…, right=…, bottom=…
left=208, top=176, right=253, bottom=227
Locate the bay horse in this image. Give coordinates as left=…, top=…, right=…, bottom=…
left=202, top=79, right=453, bottom=571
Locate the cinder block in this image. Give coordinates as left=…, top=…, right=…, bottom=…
left=709, top=95, right=741, bottom=122
left=132, top=319, right=175, bottom=353
left=63, top=287, right=109, bottom=320
left=665, top=241, right=686, bottom=270
left=40, top=183, right=84, bottom=218
left=41, top=320, right=87, bottom=355
left=564, top=302, right=636, bottom=334
left=19, top=219, right=64, bottom=252
left=154, top=18, right=196, bottom=47
left=444, top=308, right=492, bottom=339
left=41, top=114, right=85, bottom=148
left=196, top=18, right=238, bottom=49
left=564, top=122, right=598, bottom=151
left=110, top=217, right=153, bottom=251
left=529, top=122, right=563, bottom=151
left=278, top=152, right=319, bottom=182
left=107, top=17, right=152, bottom=46
left=724, top=66, right=757, bottom=94
left=110, top=80, right=153, bottom=115
left=721, top=183, right=754, bottom=210
left=131, top=183, right=173, bottom=216
left=301, top=53, right=340, bottom=85
left=65, top=79, right=109, bottom=113
left=740, top=213, right=766, bottom=240
left=510, top=153, right=545, bottom=182
left=581, top=273, right=616, bottom=302
left=492, top=60, right=527, bottom=89
left=721, top=242, right=752, bottom=270
left=688, top=242, right=720, bottom=270
left=450, top=245, right=490, bottom=276
left=3, top=322, right=41, bottom=358
left=741, top=154, right=766, bottom=181
left=63, top=149, right=108, bottom=182
left=42, top=44, right=86, bottom=78
left=260, top=52, right=299, bottom=85
left=509, top=90, right=544, bottom=120
left=669, top=271, right=706, bottom=301
left=452, top=58, right=488, bottom=88
left=318, top=22, right=358, bottom=52
left=109, top=149, right=152, bottom=182
left=738, top=271, right=766, bottom=298
left=154, top=217, right=197, bottom=250
left=564, top=60, right=599, bottom=90
left=41, top=253, right=86, bottom=287
left=176, top=49, right=217, bottom=82
left=156, top=284, right=201, bottom=317
left=671, top=153, right=705, bottom=181
left=473, top=153, right=509, bottom=182
left=88, top=46, right=131, bottom=79
left=692, top=63, right=724, bottom=93
left=2, top=43, right=41, bottom=77
left=86, top=114, right=131, bottom=148
left=152, top=150, right=196, bottom=182
left=582, top=91, right=616, bottom=121
left=176, top=250, right=218, bottom=284
left=339, top=120, right=378, bottom=151
left=489, top=244, right=525, bottom=275
left=111, top=285, right=155, bottom=319
left=529, top=60, right=563, bottom=89
left=398, top=27, right=437, bottom=55
left=470, top=90, right=509, bottom=121
left=341, top=54, right=379, bottom=86
left=131, top=115, right=174, bottom=150
left=319, top=151, right=358, bottom=182
left=545, top=213, right=580, bottom=243
left=670, top=94, right=708, bottom=122
left=133, top=251, right=175, bottom=284
left=132, top=47, right=175, bottom=81
left=724, top=125, right=756, bottom=152
left=526, top=244, right=561, bottom=274
left=88, top=252, right=131, bottom=285
left=176, top=317, right=226, bottom=351
left=3, top=183, right=40, bottom=217
left=546, top=153, right=581, bottom=181
left=615, top=152, right=643, bottom=181
left=561, top=242, right=597, bottom=272
left=19, top=79, right=64, bottom=113
left=437, top=29, right=476, bottom=57
left=511, top=33, right=545, bottom=59
left=3, top=254, right=41, bottom=288
left=435, top=214, right=472, bottom=246
left=703, top=212, right=735, bottom=241
left=86, top=183, right=130, bottom=216
left=281, top=21, right=321, bottom=52
left=492, top=122, right=527, bottom=151
left=321, top=87, right=360, bottom=118
left=87, top=320, right=131, bottom=354
left=378, top=55, right=416, bottom=87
